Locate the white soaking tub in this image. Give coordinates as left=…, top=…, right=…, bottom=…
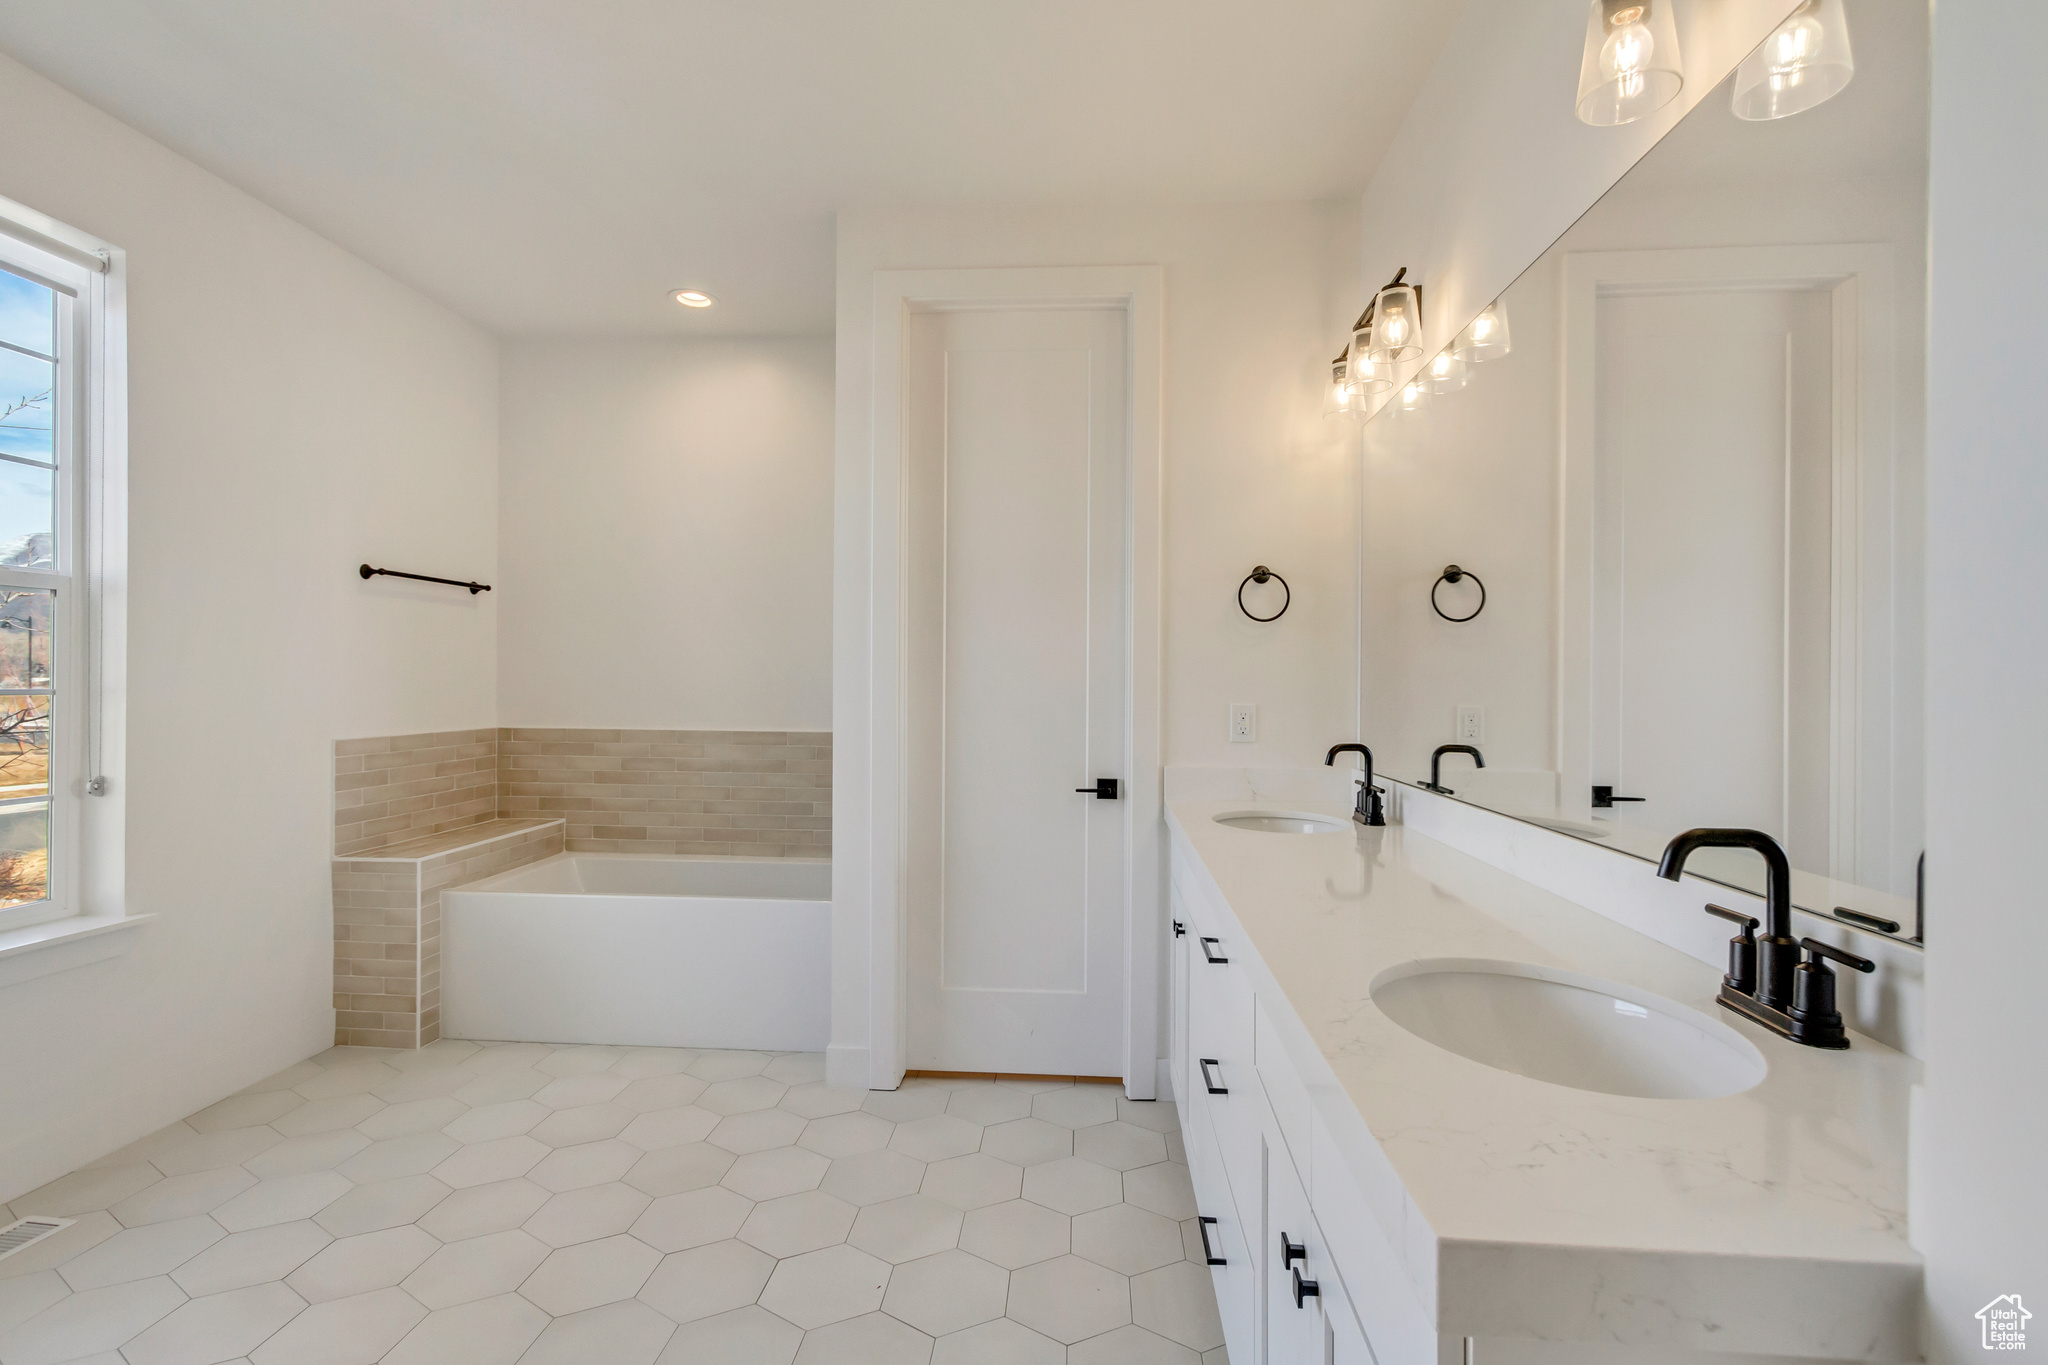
left=441, top=853, right=830, bottom=1051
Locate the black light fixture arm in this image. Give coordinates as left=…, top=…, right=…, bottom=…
left=359, top=564, right=492, bottom=595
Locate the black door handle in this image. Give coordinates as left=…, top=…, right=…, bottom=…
left=1199, top=1058, right=1227, bottom=1094
left=1199, top=937, right=1228, bottom=964
left=1292, top=1266, right=1320, bottom=1308
left=1171, top=920, right=1185, bottom=938
left=1197, top=1216, right=1226, bottom=1265
left=1591, top=785, right=1647, bottom=808
left=1075, top=778, right=1119, bottom=799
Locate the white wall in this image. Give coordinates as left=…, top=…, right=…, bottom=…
left=498, top=338, right=833, bottom=731
left=1913, top=1, right=2048, bottom=1355
left=0, top=52, right=499, bottom=1202
left=832, top=202, right=1364, bottom=1084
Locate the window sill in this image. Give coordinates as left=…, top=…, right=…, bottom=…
left=0, top=913, right=153, bottom=988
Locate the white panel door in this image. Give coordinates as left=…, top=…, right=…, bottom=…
left=905, top=305, right=1128, bottom=1076
left=1590, top=287, right=1832, bottom=866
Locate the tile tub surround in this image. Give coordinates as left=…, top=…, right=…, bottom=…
left=0, top=1043, right=1226, bottom=1365
left=333, top=820, right=564, bottom=1049
left=496, top=729, right=832, bottom=858
left=335, top=730, right=500, bottom=858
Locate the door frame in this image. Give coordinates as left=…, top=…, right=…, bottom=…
left=844, top=265, right=1164, bottom=1096
left=1558, top=243, right=1896, bottom=883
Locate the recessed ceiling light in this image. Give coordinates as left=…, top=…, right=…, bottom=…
left=672, top=289, right=715, bottom=308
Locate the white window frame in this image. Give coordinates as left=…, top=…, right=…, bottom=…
left=0, top=200, right=125, bottom=936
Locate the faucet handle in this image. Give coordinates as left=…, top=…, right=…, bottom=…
left=1800, top=937, right=1876, bottom=974
left=1704, top=903, right=1759, bottom=933
left=1704, top=904, right=1759, bottom=998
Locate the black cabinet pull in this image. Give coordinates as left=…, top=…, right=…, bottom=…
left=1199, top=1058, right=1228, bottom=1095
left=1292, top=1266, right=1320, bottom=1308
left=1200, top=937, right=1229, bottom=965
left=1074, top=778, right=1120, bottom=799
left=1280, top=1231, right=1305, bottom=1269
left=1172, top=920, right=1185, bottom=938
left=1197, top=1215, right=1226, bottom=1265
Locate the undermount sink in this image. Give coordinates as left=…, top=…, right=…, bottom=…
left=1369, top=958, right=1766, bottom=1100
left=1213, top=811, right=1350, bottom=834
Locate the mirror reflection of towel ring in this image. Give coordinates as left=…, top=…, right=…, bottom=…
left=1239, top=566, right=1290, bottom=622
left=1431, top=565, right=1485, bottom=622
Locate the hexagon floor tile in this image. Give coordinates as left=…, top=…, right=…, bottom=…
left=7, top=1043, right=1223, bottom=1364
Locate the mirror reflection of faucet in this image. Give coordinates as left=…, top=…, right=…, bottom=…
left=1418, top=743, right=1483, bottom=794
left=1324, top=743, right=1386, bottom=826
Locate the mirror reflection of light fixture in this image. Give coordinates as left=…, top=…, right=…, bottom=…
left=1454, top=298, right=1512, bottom=363
left=1397, top=378, right=1427, bottom=412
left=1732, top=0, right=1853, bottom=121
left=1424, top=351, right=1468, bottom=395
left=1367, top=269, right=1424, bottom=365
left=1323, top=355, right=1365, bottom=420
left=1575, top=0, right=1684, bottom=127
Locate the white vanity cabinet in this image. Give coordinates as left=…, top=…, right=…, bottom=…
left=1170, top=860, right=1440, bottom=1365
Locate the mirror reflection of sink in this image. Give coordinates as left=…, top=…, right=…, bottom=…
left=1369, top=958, right=1766, bottom=1100
left=1213, top=811, right=1349, bottom=835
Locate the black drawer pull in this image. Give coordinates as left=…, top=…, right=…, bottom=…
left=1197, top=1215, right=1227, bottom=1265
left=1200, top=936, right=1229, bottom=964
left=1199, top=1058, right=1227, bottom=1095
left=1172, top=920, right=1185, bottom=938
left=1280, top=1231, right=1305, bottom=1269
left=1292, top=1266, right=1320, bottom=1308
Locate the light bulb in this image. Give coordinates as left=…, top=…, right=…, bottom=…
left=1600, top=19, right=1653, bottom=102
left=1398, top=380, right=1425, bottom=412
left=1454, top=298, right=1512, bottom=363
left=1367, top=281, right=1424, bottom=364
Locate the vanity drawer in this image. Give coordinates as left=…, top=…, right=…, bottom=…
left=1183, top=1089, right=1258, bottom=1365
left=1255, top=995, right=1312, bottom=1176
left=1186, top=923, right=1262, bottom=1211
left=1265, top=1116, right=1326, bottom=1364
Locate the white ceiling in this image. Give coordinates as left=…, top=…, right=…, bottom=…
left=0, top=1, right=1471, bottom=337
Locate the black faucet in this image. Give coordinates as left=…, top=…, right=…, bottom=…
left=1419, top=744, right=1483, bottom=794
left=1657, top=828, right=1874, bottom=1049
left=1324, top=744, right=1385, bottom=826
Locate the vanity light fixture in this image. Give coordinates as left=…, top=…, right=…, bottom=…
left=1454, top=298, right=1512, bottom=363
left=1366, top=268, right=1424, bottom=365
left=1423, top=350, right=1468, bottom=395
left=672, top=289, right=716, bottom=308
left=1731, top=0, right=1853, bottom=121
left=1575, top=0, right=1684, bottom=127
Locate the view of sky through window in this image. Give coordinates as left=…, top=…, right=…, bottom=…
left=0, top=267, right=56, bottom=566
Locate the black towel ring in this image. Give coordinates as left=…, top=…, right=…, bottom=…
left=1431, top=565, right=1485, bottom=622
left=1239, top=566, right=1290, bottom=622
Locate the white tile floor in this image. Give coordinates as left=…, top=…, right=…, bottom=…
left=0, top=1042, right=1230, bottom=1364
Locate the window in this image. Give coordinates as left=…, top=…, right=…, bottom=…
left=0, top=210, right=118, bottom=934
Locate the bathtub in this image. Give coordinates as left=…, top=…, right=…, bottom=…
left=441, top=853, right=830, bottom=1051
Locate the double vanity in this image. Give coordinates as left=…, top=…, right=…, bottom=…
left=1166, top=773, right=1919, bottom=1365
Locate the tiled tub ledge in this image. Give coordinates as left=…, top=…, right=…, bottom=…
left=332, top=818, right=564, bottom=1049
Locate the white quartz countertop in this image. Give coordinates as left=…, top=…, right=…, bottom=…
left=1167, top=797, right=1921, bottom=1353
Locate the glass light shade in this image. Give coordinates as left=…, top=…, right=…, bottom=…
left=1576, top=0, right=1684, bottom=127
left=1396, top=379, right=1427, bottom=412
left=1323, top=358, right=1364, bottom=420
left=1732, top=0, right=1853, bottom=121
left=1367, top=283, right=1423, bottom=364
left=1454, top=299, right=1512, bottom=363
left=1424, top=350, right=1468, bottom=395
left=1349, top=332, right=1393, bottom=393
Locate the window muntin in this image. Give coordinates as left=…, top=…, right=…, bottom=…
left=0, top=253, right=81, bottom=929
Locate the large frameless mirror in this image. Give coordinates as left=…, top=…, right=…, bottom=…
left=1357, top=0, right=1927, bottom=943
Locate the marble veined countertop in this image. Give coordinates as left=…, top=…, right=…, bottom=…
left=1167, top=797, right=1922, bottom=1358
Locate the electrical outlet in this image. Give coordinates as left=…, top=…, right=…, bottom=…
left=1229, top=703, right=1258, bottom=744
left=1457, top=706, right=1485, bottom=741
